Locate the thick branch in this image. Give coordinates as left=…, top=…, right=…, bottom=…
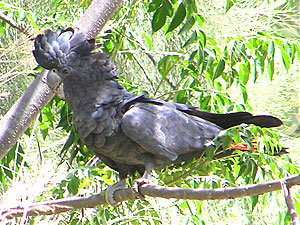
left=76, top=0, right=123, bottom=39
left=2, top=174, right=300, bottom=220
left=0, top=70, right=52, bottom=160
left=0, top=0, right=123, bottom=160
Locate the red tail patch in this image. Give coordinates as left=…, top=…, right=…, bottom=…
left=230, top=142, right=258, bottom=151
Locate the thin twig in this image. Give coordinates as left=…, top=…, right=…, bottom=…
left=165, top=159, right=209, bottom=186
left=281, top=181, right=300, bottom=225
left=130, top=53, right=156, bottom=92
left=0, top=12, right=33, bottom=40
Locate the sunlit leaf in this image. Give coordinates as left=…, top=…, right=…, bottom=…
left=213, top=59, right=225, bottom=81
left=189, top=50, right=197, bottom=61
left=250, top=195, right=259, bottom=211
left=151, top=6, right=167, bottom=32
left=253, top=58, right=258, bottom=83
left=195, top=13, right=205, bottom=27
left=142, top=33, right=152, bottom=50
left=176, top=89, right=187, bottom=103
left=197, top=41, right=204, bottom=66
left=294, top=43, right=300, bottom=62
left=167, top=2, right=186, bottom=33
left=67, top=174, right=80, bottom=195
left=239, top=62, right=250, bottom=85
left=178, top=15, right=195, bottom=34
left=79, top=0, right=90, bottom=7
left=280, top=49, right=290, bottom=72
left=240, top=83, right=248, bottom=103
left=162, top=0, right=173, bottom=17
left=198, top=30, right=206, bottom=47
left=267, top=58, right=274, bottom=81
left=39, top=123, right=49, bottom=139
left=225, top=0, right=234, bottom=13
left=200, top=95, right=211, bottom=109
left=148, top=0, right=163, bottom=12
left=182, top=31, right=197, bottom=48
left=268, top=41, right=275, bottom=58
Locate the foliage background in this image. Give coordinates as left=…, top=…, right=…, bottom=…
left=0, top=0, right=300, bottom=224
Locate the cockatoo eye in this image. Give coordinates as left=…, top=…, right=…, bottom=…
left=62, top=68, right=70, bottom=75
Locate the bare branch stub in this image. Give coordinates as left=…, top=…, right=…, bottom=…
left=281, top=181, right=300, bottom=225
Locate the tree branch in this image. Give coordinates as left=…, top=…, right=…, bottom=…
left=0, top=0, right=123, bottom=160
left=76, top=0, right=122, bottom=39
left=281, top=181, right=300, bottom=225
left=0, top=12, right=33, bottom=39
left=1, top=174, right=300, bottom=221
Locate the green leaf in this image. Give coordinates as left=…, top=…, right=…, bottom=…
left=240, top=83, right=248, bottom=103
left=204, top=48, right=216, bottom=60
left=286, top=42, right=293, bottom=61
left=294, top=43, right=300, bottom=62
left=198, top=30, right=206, bottom=47
left=238, top=164, right=247, bottom=177
left=148, top=0, right=163, bottom=12
left=250, top=195, right=259, bottom=211
left=225, top=0, right=234, bottom=13
left=214, top=93, right=225, bottom=106
left=178, top=15, right=195, bottom=34
left=267, top=58, right=274, bottom=81
left=239, top=62, right=250, bottom=85
left=162, top=0, right=173, bottom=17
left=189, top=50, right=197, bottom=61
left=182, top=31, right=197, bottom=48
left=167, top=2, right=186, bottom=33
left=200, top=95, right=211, bottom=109
left=246, top=38, right=257, bottom=50
left=280, top=49, right=290, bottom=72
left=213, top=59, right=225, bottom=80
left=26, top=13, right=38, bottom=29
left=79, top=0, right=90, bottom=7
left=158, top=55, right=178, bottom=77
left=151, top=6, right=167, bottom=32
left=176, top=89, right=187, bottom=103
left=60, top=129, right=78, bottom=154
left=268, top=41, right=275, bottom=58
left=67, top=174, right=80, bottom=195
left=39, top=123, right=49, bottom=139
left=255, top=51, right=264, bottom=75
left=142, top=33, right=152, bottom=50
left=195, top=13, right=205, bottom=27
left=253, top=58, right=258, bottom=83
left=197, top=41, right=204, bottom=66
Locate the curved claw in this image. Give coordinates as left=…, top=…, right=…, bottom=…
left=132, top=177, right=152, bottom=201
left=105, top=179, right=127, bottom=206
left=131, top=161, right=154, bottom=200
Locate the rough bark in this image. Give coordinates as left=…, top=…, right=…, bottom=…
left=76, top=0, right=122, bottom=39
left=0, top=0, right=123, bottom=160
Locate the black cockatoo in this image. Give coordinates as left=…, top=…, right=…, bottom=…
left=33, top=28, right=283, bottom=204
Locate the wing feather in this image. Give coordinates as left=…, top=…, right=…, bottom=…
left=121, top=103, right=221, bottom=161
